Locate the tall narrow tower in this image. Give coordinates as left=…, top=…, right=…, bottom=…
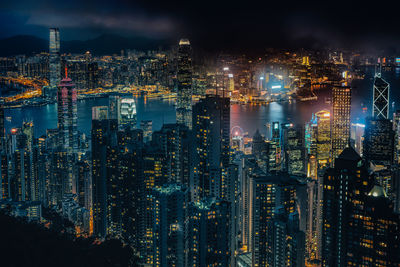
left=49, top=28, right=61, bottom=89
left=331, top=84, right=351, bottom=161
left=372, top=66, right=390, bottom=119
left=176, top=38, right=193, bottom=129
left=57, top=68, right=78, bottom=151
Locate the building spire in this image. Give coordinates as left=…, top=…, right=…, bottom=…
left=65, top=66, right=68, bottom=79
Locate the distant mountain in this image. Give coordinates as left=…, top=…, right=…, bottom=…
left=0, top=34, right=173, bottom=56
left=0, top=35, right=48, bottom=56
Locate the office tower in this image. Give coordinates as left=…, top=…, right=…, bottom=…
left=141, top=120, right=152, bottom=143
left=346, top=186, right=400, bottom=265
left=76, top=159, right=91, bottom=210
left=271, top=121, right=282, bottom=169
left=350, top=123, right=365, bottom=156
left=331, top=84, right=351, bottom=161
left=393, top=110, right=400, bottom=164
left=192, top=95, right=230, bottom=201
left=315, top=110, right=331, bottom=172
left=176, top=38, right=193, bottom=129
left=138, top=145, right=169, bottom=265
left=152, top=124, right=191, bottom=185
left=49, top=28, right=61, bottom=90
left=187, top=198, right=231, bottom=267
left=252, top=129, right=264, bottom=159
left=119, top=98, right=137, bottom=130
left=282, top=124, right=305, bottom=176
left=0, top=103, right=8, bottom=200
left=8, top=128, right=32, bottom=202
left=322, top=147, right=400, bottom=266
left=87, top=62, right=99, bottom=90
left=250, top=173, right=303, bottom=266
left=373, top=67, right=390, bottom=119
left=152, top=184, right=189, bottom=267
left=91, top=106, right=109, bottom=237
left=363, top=118, right=394, bottom=166
left=57, top=69, right=78, bottom=151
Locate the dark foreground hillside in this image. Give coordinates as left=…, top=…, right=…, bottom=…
left=0, top=212, right=135, bottom=267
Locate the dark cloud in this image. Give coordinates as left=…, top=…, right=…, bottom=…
left=1, top=0, right=400, bottom=52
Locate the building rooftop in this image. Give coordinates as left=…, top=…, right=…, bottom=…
left=337, top=146, right=361, bottom=162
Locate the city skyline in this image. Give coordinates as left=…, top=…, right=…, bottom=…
left=1, top=6, right=400, bottom=267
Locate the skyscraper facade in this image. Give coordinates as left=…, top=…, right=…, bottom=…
left=322, top=147, right=400, bottom=266
left=176, top=39, right=193, bottom=129
left=373, top=68, right=390, bottom=119
left=363, top=118, right=394, bottom=166
left=331, top=85, right=351, bottom=161
left=49, top=28, right=61, bottom=91
left=57, top=70, right=78, bottom=151
left=91, top=106, right=109, bottom=237
left=152, top=184, right=189, bottom=267
left=192, top=95, right=230, bottom=201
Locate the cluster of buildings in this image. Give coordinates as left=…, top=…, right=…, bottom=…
left=1, top=28, right=400, bottom=267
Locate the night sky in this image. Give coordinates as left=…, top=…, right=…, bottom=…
left=1, top=0, right=399, bottom=53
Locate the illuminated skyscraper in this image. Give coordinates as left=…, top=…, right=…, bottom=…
left=187, top=198, right=231, bottom=266
left=140, top=120, right=153, bottom=143
left=315, top=110, right=331, bottom=172
left=176, top=39, right=193, bottom=129
left=119, top=98, right=137, bottom=130
left=282, top=124, right=306, bottom=176
left=57, top=69, right=78, bottom=151
left=250, top=173, right=303, bottom=266
left=373, top=67, right=390, bottom=119
left=49, top=28, right=61, bottom=90
left=192, top=95, right=230, bottom=201
left=363, top=118, right=394, bottom=166
left=91, top=106, right=109, bottom=237
left=322, top=147, right=400, bottom=266
left=0, top=102, right=4, bottom=147
left=331, top=85, right=351, bottom=161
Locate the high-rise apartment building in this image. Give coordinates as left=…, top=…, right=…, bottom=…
left=192, top=95, right=230, bottom=201
left=152, top=184, right=189, bottom=267
left=322, top=147, right=400, bottom=266
left=57, top=70, right=78, bottom=151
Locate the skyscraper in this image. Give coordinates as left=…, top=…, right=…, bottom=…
left=192, top=95, right=230, bottom=201
left=363, top=118, right=394, bottom=166
left=152, top=184, right=189, bottom=267
left=176, top=39, right=193, bottom=129
left=91, top=106, right=109, bottom=237
left=119, top=98, right=137, bottom=130
left=49, top=28, right=61, bottom=91
left=331, top=84, right=351, bottom=161
left=282, top=124, right=306, bottom=176
left=250, top=173, right=303, bottom=266
left=322, top=147, right=400, bottom=266
left=315, top=110, right=331, bottom=172
left=57, top=68, right=78, bottom=151
left=0, top=102, right=4, bottom=148
left=373, top=67, right=390, bottom=119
